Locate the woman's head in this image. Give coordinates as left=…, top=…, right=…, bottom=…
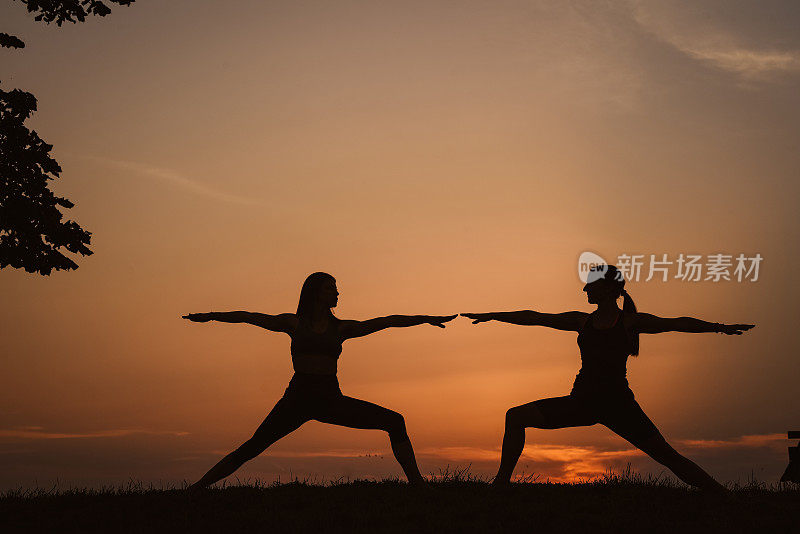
left=582, top=264, right=625, bottom=304
left=296, top=272, right=339, bottom=321
left=582, top=265, right=639, bottom=355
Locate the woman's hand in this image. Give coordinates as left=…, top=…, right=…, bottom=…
left=460, top=312, right=494, bottom=324
left=183, top=312, right=213, bottom=322
left=425, top=314, right=458, bottom=328
left=717, top=323, right=755, bottom=335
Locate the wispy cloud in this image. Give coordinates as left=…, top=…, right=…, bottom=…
left=682, top=49, right=800, bottom=78
left=630, top=1, right=800, bottom=80
left=0, top=428, right=189, bottom=440
left=88, top=156, right=269, bottom=206
left=677, top=433, right=786, bottom=450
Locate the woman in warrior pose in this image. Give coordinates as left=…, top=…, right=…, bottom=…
left=184, top=272, right=455, bottom=489
left=462, top=265, right=754, bottom=491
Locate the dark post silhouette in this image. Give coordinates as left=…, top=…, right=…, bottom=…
left=780, top=431, right=800, bottom=483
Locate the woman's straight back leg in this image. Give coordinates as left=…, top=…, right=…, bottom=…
left=191, top=396, right=310, bottom=489
left=600, top=398, right=726, bottom=492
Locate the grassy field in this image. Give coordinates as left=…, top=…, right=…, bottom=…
left=3, top=469, right=798, bottom=533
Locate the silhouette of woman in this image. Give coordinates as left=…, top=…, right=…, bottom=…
left=462, top=265, right=754, bottom=491
left=184, top=272, right=455, bottom=490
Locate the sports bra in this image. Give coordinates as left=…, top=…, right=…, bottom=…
left=289, top=317, right=343, bottom=361
left=574, top=310, right=633, bottom=387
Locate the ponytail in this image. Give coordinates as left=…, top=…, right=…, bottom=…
left=620, top=289, right=639, bottom=356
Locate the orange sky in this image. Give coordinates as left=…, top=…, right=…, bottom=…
left=1, top=0, right=799, bottom=489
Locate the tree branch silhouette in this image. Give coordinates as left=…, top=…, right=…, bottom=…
left=0, top=32, right=25, bottom=48
left=1, top=1, right=135, bottom=274
left=0, top=85, right=93, bottom=274
left=14, top=0, right=135, bottom=28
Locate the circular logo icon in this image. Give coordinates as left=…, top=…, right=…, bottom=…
left=578, top=251, right=609, bottom=283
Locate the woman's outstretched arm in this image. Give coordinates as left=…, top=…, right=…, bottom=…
left=182, top=312, right=296, bottom=333
left=340, top=314, right=457, bottom=340
left=633, top=313, right=755, bottom=335
left=460, top=311, right=588, bottom=332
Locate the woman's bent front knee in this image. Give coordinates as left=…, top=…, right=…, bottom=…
left=506, top=404, right=546, bottom=429
left=385, top=411, right=409, bottom=442
left=505, top=406, right=526, bottom=428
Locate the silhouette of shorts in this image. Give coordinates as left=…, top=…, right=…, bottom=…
left=282, top=373, right=343, bottom=407
left=533, top=385, right=661, bottom=444
left=245, top=374, right=346, bottom=444
left=246, top=373, right=406, bottom=446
